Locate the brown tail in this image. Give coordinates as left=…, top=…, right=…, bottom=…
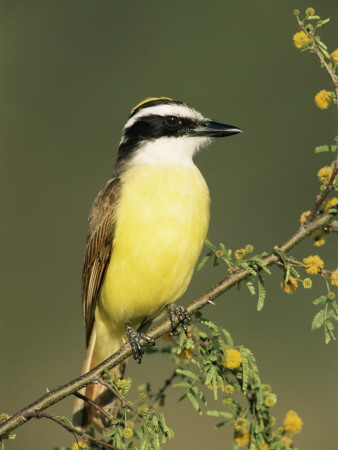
left=73, top=324, right=122, bottom=432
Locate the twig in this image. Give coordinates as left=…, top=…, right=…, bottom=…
left=0, top=207, right=336, bottom=441
left=97, top=378, right=141, bottom=418
left=306, top=163, right=338, bottom=223
left=73, top=391, right=111, bottom=421
left=149, top=369, right=178, bottom=410
left=25, top=412, right=118, bottom=449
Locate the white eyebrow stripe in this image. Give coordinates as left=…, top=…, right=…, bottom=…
left=123, top=104, right=205, bottom=131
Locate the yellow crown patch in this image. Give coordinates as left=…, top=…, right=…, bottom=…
left=130, top=97, right=173, bottom=116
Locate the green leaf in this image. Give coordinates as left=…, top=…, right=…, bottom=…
left=312, top=295, right=327, bottom=305
left=173, top=381, right=192, bottom=389
left=239, top=261, right=257, bottom=276
left=246, top=280, right=256, bottom=295
left=205, top=238, right=217, bottom=251
left=330, top=145, right=337, bottom=152
left=187, top=392, right=202, bottom=414
left=206, top=410, right=233, bottom=418
left=307, top=15, right=320, bottom=20
left=241, top=351, right=249, bottom=392
left=222, top=328, right=234, bottom=347
left=197, top=253, right=211, bottom=271
left=257, top=273, right=266, bottom=311
left=175, top=369, right=196, bottom=379
left=315, top=145, right=330, bottom=153
left=311, top=309, right=325, bottom=330
left=56, top=416, right=74, bottom=428
left=191, top=385, right=207, bottom=404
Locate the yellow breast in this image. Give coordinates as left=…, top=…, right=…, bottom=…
left=99, top=163, right=210, bottom=327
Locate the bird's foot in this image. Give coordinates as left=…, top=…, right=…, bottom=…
left=126, top=324, right=155, bottom=364
left=167, top=304, right=191, bottom=334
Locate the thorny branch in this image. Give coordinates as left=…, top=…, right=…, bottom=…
left=24, top=412, right=118, bottom=449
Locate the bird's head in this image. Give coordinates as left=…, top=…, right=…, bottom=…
left=116, top=97, right=242, bottom=170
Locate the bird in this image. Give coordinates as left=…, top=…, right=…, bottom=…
left=73, top=97, right=242, bottom=431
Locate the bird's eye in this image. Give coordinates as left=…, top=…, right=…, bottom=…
left=165, top=116, right=180, bottom=127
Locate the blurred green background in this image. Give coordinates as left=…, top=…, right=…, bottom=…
left=1, top=1, right=337, bottom=449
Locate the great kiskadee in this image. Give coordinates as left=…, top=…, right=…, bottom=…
left=73, top=97, right=241, bottom=431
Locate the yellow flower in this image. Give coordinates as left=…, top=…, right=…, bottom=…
left=331, top=49, right=338, bottom=66
left=254, top=444, right=269, bottom=450
left=314, top=90, right=333, bottom=110
left=280, top=436, right=293, bottom=447
left=215, top=249, right=223, bottom=257
left=161, top=332, right=174, bottom=342
left=281, top=276, right=298, bottom=294
left=303, top=278, right=312, bottom=289
left=317, top=166, right=333, bottom=184
left=123, top=427, right=133, bottom=439
left=303, top=255, right=324, bottom=274
left=323, top=197, right=338, bottom=211
left=225, top=384, right=234, bottom=394
left=300, top=210, right=310, bottom=223
left=234, top=417, right=247, bottom=430
left=311, top=231, right=325, bottom=247
left=234, top=421, right=251, bottom=446
left=222, top=349, right=242, bottom=370
left=71, top=442, right=90, bottom=450
left=177, top=347, right=193, bottom=359
left=306, top=7, right=315, bottom=15
left=245, top=244, right=254, bottom=253
left=293, top=31, right=310, bottom=49
left=235, top=429, right=250, bottom=447
left=283, top=410, right=303, bottom=434
left=264, top=395, right=276, bottom=407
left=331, top=268, right=338, bottom=287
left=235, top=248, right=246, bottom=260
left=206, top=380, right=220, bottom=390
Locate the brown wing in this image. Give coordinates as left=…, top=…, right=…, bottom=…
left=82, top=177, right=121, bottom=345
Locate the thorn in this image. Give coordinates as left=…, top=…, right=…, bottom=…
left=207, top=299, right=215, bottom=305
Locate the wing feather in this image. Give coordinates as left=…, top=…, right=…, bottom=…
left=82, top=177, right=121, bottom=345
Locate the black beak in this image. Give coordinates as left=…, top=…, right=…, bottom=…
left=191, top=120, right=242, bottom=138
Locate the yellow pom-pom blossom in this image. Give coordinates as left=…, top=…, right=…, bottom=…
left=283, top=410, right=303, bottom=434
left=300, top=210, right=310, bottom=223
left=123, top=427, right=133, bottom=439
left=264, top=395, right=277, bottom=408
left=331, top=49, right=338, bottom=66
left=323, top=197, right=338, bottom=211
left=280, top=436, right=293, bottom=447
left=331, top=268, right=338, bottom=287
left=235, top=248, right=246, bottom=260
left=254, top=444, right=269, bottom=450
left=161, top=332, right=174, bottom=342
left=71, top=442, right=90, bottom=450
left=222, top=349, right=242, bottom=369
left=281, top=276, right=298, bottom=294
left=177, top=347, right=193, bottom=360
left=317, top=166, right=333, bottom=184
left=234, top=427, right=250, bottom=447
left=225, top=384, right=234, bottom=394
left=314, top=90, right=333, bottom=110
left=303, top=278, right=312, bottom=289
left=311, top=231, right=325, bottom=247
left=293, top=31, right=310, bottom=49
left=303, top=255, right=324, bottom=274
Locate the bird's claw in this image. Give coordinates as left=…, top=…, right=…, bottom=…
left=167, top=304, right=191, bottom=334
left=126, top=324, right=155, bottom=364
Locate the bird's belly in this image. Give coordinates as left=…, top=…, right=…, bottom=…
left=99, top=164, right=210, bottom=326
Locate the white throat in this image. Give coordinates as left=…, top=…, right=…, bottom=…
left=129, top=136, right=211, bottom=167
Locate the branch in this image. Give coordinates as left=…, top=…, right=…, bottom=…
left=24, top=412, right=118, bottom=449
left=0, top=208, right=336, bottom=441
